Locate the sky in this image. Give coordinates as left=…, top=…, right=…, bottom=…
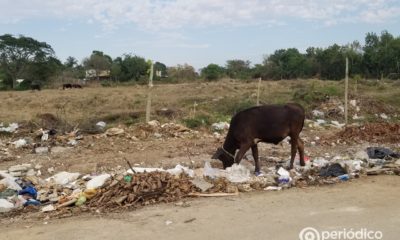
left=0, top=0, right=400, bottom=70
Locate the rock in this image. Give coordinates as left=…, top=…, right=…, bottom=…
left=47, top=167, right=55, bottom=173
left=190, top=178, right=214, bottom=192
left=105, top=128, right=125, bottom=136
left=154, top=133, right=162, bottom=138
left=147, top=120, right=161, bottom=127
left=51, top=146, right=68, bottom=153
left=380, top=113, right=389, bottom=119
left=35, top=146, right=49, bottom=154
left=41, top=204, right=56, bottom=212
left=9, top=164, right=32, bottom=172
left=312, top=110, right=324, bottom=118
left=26, top=169, right=36, bottom=176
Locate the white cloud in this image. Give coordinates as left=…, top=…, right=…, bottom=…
left=0, top=0, right=399, bottom=29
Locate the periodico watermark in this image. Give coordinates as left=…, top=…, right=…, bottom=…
left=299, top=227, right=383, bottom=240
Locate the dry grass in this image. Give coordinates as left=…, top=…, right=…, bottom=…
left=0, top=79, right=399, bottom=126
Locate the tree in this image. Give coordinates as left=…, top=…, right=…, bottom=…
left=64, top=56, right=78, bottom=69
left=83, top=51, right=112, bottom=80
left=265, top=48, right=309, bottom=79
left=201, top=64, right=225, bottom=81
left=109, top=54, right=148, bottom=81
left=167, top=64, right=198, bottom=81
left=226, top=59, right=251, bottom=79
left=0, top=34, right=55, bottom=88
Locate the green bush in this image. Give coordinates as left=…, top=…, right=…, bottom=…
left=183, top=114, right=211, bottom=129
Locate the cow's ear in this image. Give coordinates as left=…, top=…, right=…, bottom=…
left=211, top=148, right=223, bottom=159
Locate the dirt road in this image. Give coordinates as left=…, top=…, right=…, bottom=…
left=2, top=176, right=399, bottom=240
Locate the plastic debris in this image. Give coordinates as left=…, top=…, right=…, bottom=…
left=338, top=174, right=350, bottom=181
left=319, top=163, right=347, bottom=177
left=86, top=174, right=111, bottom=189
left=96, top=121, right=106, bottom=129
left=225, top=164, right=250, bottom=183
left=0, top=123, right=18, bottom=133
left=41, top=204, right=56, bottom=212
left=166, top=164, right=194, bottom=178
left=211, top=122, right=230, bottom=131
left=366, top=147, right=400, bottom=159
left=312, top=110, right=324, bottom=118
left=46, top=172, right=80, bottom=185
left=35, top=146, right=49, bottom=154
left=0, top=199, right=14, bottom=212
left=264, top=186, right=282, bottom=191
left=12, top=139, right=27, bottom=148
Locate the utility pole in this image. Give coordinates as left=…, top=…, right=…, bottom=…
left=256, top=77, right=262, bottom=106
left=344, top=57, right=349, bottom=125
left=145, top=61, right=154, bottom=123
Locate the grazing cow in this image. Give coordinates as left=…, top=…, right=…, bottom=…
left=212, top=103, right=305, bottom=173
left=31, top=83, right=41, bottom=91
left=72, top=84, right=82, bottom=88
left=62, top=83, right=72, bottom=90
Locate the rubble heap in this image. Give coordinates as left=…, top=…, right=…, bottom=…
left=89, top=171, right=198, bottom=210
left=336, top=123, right=400, bottom=143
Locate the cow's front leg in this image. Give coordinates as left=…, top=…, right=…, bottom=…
left=251, top=144, right=260, bottom=174
left=235, top=143, right=251, bottom=165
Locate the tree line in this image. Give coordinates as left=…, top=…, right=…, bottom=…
left=1, top=30, right=399, bottom=90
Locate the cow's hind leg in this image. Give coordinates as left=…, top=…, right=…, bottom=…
left=289, top=135, right=299, bottom=169
left=297, top=138, right=305, bottom=166
left=251, top=144, right=260, bottom=174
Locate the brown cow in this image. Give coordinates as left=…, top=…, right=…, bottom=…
left=212, top=103, right=305, bottom=174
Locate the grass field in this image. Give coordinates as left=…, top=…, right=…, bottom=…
left=1, top=79, right=399, bottom=127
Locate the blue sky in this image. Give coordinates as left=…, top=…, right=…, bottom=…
left=1, top=0, right=399, bottom=70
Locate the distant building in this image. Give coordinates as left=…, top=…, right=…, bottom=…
left=85, top=69, right=111, bottom=80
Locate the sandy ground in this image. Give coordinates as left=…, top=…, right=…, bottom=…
left=2, top=176, right=399, bottom=240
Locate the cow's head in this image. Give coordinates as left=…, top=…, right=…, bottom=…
left=212, top=147, right=234, bottom=169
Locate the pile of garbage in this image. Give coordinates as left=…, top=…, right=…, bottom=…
left=336, top=123, right=400, bottom=143
left=132, top=120, right=196, bottom=139
left=1, top=146, right=399, bottom=216
left=89, top=171, right=197, bottom=210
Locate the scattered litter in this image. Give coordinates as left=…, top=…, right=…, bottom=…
left=96, top=121, right=106, bottom=129
left=12, top=139, right=27, bottom=148
left=86, top=174, right=111, bottom=189
left=366, top=147, right=400, bottom=159
left=225, top=164, right=250, bottom=183
left=46, top=172, right=80, bottom=185
left=0, top=199, right=14, bottom=212
left=319, top=163, right=347, bottom=177
left=165, top=220, right=173, bottom=226
left=211, top=122, right=230, bottom=131
left=184, top=218, right=196, bottom=223
left=312, top=110, right=324, bottom=118
left=380, top=113, right=389, bottom=120
left=264, top=186, right=282, bottom=191
left=0, top=123, right=18, bottom=133
left=41, top=204, right=56, bottom=212
left=337, top=174, right=350, bottom=181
